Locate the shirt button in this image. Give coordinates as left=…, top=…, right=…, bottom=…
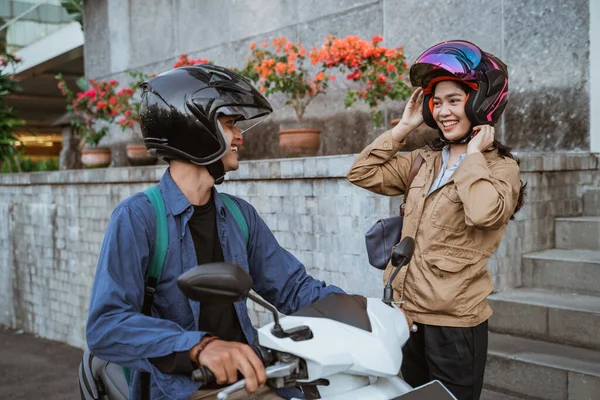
left=422, top=194, right=425, bottom=198
left=439, top=273, right=444, bottom=278
left=383, top=142, right=389, bottom=148
left=187, top=207, right=192, bottom=213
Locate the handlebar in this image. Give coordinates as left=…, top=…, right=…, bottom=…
left=191, top=343, right=273, bottom=384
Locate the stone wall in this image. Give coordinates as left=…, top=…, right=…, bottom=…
left=1, top=152, right=598, bottom=347
left=82, top=0, right=593, bottom=166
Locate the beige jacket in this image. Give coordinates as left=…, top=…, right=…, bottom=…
left=347, top=130, right=521, bottom=327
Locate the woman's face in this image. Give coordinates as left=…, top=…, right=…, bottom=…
left=432, top=81, right=471, bottom=141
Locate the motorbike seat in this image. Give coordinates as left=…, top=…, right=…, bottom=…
left=291, top=293, right=372, bottom=332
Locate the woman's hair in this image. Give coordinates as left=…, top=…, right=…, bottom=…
left=427, top=80, right=527, bottom=219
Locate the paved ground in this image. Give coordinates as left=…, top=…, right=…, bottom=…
left=0, top=326, right=82, bottom=400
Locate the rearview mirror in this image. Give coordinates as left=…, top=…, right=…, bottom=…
left=177, top=263, right=253, bottom=303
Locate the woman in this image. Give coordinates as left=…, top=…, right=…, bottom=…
left=347, top=40, right=525, bottom=400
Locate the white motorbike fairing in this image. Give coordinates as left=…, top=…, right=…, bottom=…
left=257, top=294, right=412, bottom=399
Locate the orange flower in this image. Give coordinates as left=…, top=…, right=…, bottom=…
left=261, top=42, right=269, bottom=47
left=275, top=62, right=288, bottom=74
left=372, top=35, right=384, bottom=46
left=250, top=43, right=256, bottom=50
left=314, top=71, right=325, bottom=81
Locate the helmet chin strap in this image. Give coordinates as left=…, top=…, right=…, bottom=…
left=437, top=124, right=475, bottom=145
left=206, top=160, right=226, bottom=185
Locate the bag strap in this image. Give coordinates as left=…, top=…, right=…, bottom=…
left=219, top=193, right=249, bottom=246
left=400, top=154, right=425, bottom=216
left=123, top=185, right=169, bottom=396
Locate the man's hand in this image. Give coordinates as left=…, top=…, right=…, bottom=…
left=190, top=338, right=267, bottom=393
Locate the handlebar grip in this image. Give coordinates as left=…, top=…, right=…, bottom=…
left=191, top=343, right=271, bottom=384
left=191, top=365, right=216, bottom=384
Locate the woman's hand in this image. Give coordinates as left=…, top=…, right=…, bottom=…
left=392, top=88, right=425, bottom=142
left=468, top=125, right=495, bottom=154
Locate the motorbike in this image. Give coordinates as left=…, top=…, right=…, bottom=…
left=80, top=236, right=456, bottom=399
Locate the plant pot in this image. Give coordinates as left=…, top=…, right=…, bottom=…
left=279, top=128, right=321, bottom=157
left=81, top=147, right=111, bottom=168
left=126, top=144, right=157, bottom=166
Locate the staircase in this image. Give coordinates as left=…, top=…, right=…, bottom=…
left=482, top=190, right=600, bottom=400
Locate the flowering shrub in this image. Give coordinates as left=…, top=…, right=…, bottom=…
left=56, top=74, right=131, bottom=146
left=173, top=54, right=211, bottom=68
left=238, top=37, right=334, bottom=122
left=312, top=35, right=411, bottom=126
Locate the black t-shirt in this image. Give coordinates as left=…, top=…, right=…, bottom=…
left=149, top=193, right=246, bottom=375
left=188, top=195, right=246, bottom=344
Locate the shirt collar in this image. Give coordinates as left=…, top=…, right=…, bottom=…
left=157, top=169, right=191, bottom=216
left=441, top=145, right=468, bottom=167
left=157, top=169, right=227, bottom=217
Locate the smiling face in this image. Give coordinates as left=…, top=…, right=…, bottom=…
left=432, top=80, right=472, bottom=141
left=218, top=115, right=243, bottom=172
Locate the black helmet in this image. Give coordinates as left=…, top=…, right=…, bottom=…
left=409, top=40, right=508, bottom=144
left=139, top=64, right=272, bottom=177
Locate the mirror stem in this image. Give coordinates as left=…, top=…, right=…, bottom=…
left=247, top=292, right=284, bottom=334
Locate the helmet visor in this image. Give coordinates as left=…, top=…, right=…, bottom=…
left=217, top=104, right=271, bottom=135
left=410, top=41, right=482, bottom=87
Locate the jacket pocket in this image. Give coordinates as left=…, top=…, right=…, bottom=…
left=404, top=176, right=426, bottom=216
left=414, top=252, right=475, bottom=317
left=430, top=185, right=466, bottom=232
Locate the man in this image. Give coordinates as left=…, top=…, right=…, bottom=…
left=86, top=64, right=344, bottom=400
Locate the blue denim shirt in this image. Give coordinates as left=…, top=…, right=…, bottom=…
left=86, top=169, right=344, bottom=400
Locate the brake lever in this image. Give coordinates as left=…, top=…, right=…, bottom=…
left=216, top=362, right=298, bottom=400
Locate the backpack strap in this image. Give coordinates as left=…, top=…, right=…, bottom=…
left=218, top=193, right=249, bottom=246
left=123, top=185, right=169, bottom=395
left=142, top=185, right=169, bottom=305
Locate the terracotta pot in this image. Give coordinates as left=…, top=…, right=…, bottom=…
left=126, top=144, right=157, bottom=166
left=279, top=128, right=321, bottom=157
left=81, top=147, right=111, bottom=168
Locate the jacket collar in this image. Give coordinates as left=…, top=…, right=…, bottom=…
left=418, top=146, right=501, bottom=163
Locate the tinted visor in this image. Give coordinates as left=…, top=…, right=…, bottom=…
left=410, top=41, right=482, bottom=87
left=216, top=104, right=271, bottom=135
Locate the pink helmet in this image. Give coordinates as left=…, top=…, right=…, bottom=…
left=410, top=40, right=509, bottom=142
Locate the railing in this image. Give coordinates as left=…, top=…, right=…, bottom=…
left=0, top=0, right=75, bottom=53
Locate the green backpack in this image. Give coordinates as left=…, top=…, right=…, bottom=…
left=123, top=186, right=249, bottom=388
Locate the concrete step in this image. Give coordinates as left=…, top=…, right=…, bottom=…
left=522, top=249, right=600, bottom=296
left=485, top=333, right=600, bottom=400
left=555, top=217, right=600, bottom=251
left=488, top=288, right=600, bottom=350
left=583, top=189, right=600, bottom=216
